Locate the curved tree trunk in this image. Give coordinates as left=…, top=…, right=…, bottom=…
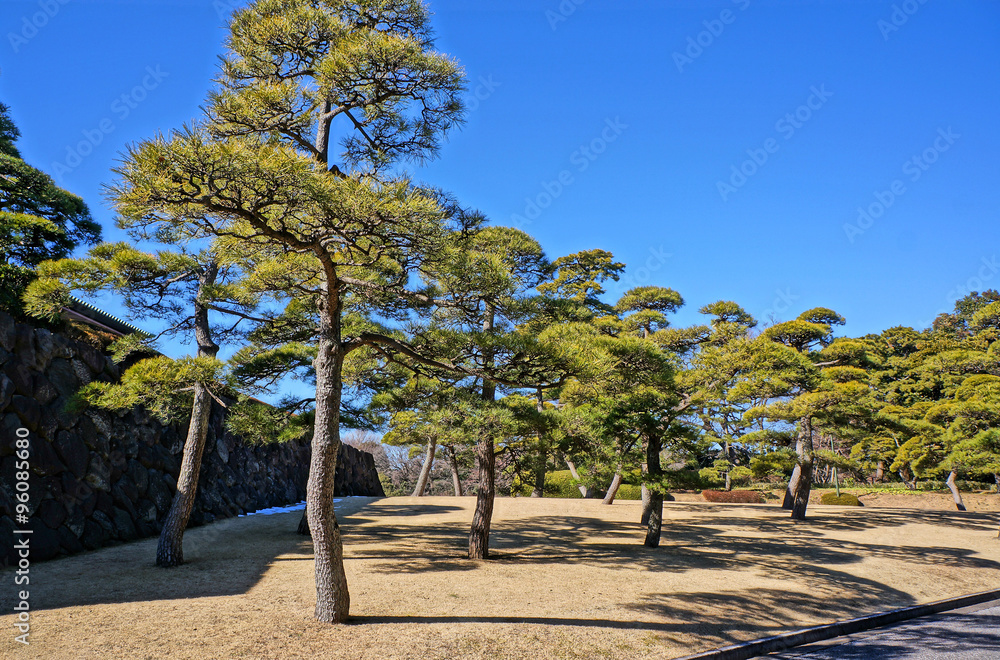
left=644, top=434, right=664, bottom=548
left=156, top=264, right=219, bottom=568
left=602, top=471, right=623, bottom=505
left=564, top=456, right=591, bottom=498
left=412, top=436, right=437, bottom=497
left=446, top=445, right=463, bottom=496
left=790, top=417, right=814, bottom=521
left=946, top=470, right=967, bottom=512
left=782, top=464, right=801, bottom=510
left=156, top=382, right=213, bottom=567
left=308, top=323, right=350, bottom=623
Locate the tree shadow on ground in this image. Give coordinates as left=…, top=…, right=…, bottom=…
left=17, top=497, right=385, bottom=611
left=353, top=507, right=999, bottom=579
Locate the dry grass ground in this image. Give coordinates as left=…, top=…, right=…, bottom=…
left=2, top=496, right=999, bottom=660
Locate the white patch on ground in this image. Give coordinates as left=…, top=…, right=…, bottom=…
left=238, top=499, right=344, bottom=517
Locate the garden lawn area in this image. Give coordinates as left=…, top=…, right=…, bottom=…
left=3, top=496, right=999, bottom=659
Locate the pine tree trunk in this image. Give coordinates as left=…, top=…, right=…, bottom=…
left=602, top=471, right=623, bottom=505
left=790, top=417, right=814, bottom=521
left=946, top=470, right=967, bottom=512
left=469, top=303, right=496, bottom=560
left=782, top=464, right=801, bottom=509
left=644, top=433, right=664, bottom=548
left=156, top=382, right=213, bottom=567
left=156, top=264, right=219, bottom=568
left=308, top=324, right=350, bottom=623
left=640, top=461, right=651, bottom=525
left=412, top=436, right=437, bottom=497
left=994, top=473, right=999, bottom=495
left=531, top=457, right=546, bottom=498
left=297, top=509, right=310, bottom=536
left=875, top=460, right=885, bottom=483
left=468, top=432, right=495, bottom=559
left=446, top=445, right=463, bottom=496
left=565, top=456, right=591, bottom=498
left=724, top=440, right=732, bottom=491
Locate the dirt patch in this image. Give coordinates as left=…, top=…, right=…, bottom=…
left=3, top=496, right=999, bottom=659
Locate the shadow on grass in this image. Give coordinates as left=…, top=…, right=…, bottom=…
left=18, top=497, right=997, bottom=633
left=18, top=497, right=386, bottom=612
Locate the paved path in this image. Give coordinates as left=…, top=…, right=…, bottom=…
left=763, top=600, right=1000, bottom=659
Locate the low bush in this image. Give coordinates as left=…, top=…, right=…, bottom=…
left=662, top=469, right=705, bottom=490
left=701, top=489, right=766, bottom=504
left=616, top=484, right=642, bottom=500
left=820, top=492, right=862, bottom=506
left=698, top=468, right=724, bottom=488
left=515, top=470, right=585, bottom=498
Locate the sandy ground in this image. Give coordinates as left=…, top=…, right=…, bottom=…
left=2, top=496, right=999, bottom=660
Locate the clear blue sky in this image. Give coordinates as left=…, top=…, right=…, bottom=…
left=3, top=0, right=999, bottom=352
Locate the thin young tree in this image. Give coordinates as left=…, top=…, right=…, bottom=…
left=25, top=240, right=255, bottom=565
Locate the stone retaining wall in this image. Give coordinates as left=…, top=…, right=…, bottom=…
left=0, top=313, right=383, bottom=566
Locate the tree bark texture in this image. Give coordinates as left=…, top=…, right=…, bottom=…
left=446, top=445, right=463, bottom=496
left=308, top=324, right=350, bottom=622
left=469, top=303, right=497, bottom=560
left=602, top=471, right=623, bottom=505
left=782, top=464, right=801, bottom=510
left=724, top=440, right=732, bottom=491
left=946, top=470, right=967, bottom=512
left=790, top=417, right=814, bottom=521
left=565, top=457, right=591, bottom=498
left=412, top=436, right=437, bottom=497
left=156, top=264, right=219, bottom=568
left=644, top=434, right=664, bottom=548
left=640, top=461, right=651, bottom=525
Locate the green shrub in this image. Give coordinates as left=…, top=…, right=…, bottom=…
left=820, top=492, right=862, bottom=506
left=698, top=467, right=724, bottom=488
left=729, top=466, right=753, bottom=486
left=516, top=470, right=585, bottom=498
left=616, top=484, right=641, bottom=500
left=662, top=469, right=704, bottom=490
left=701, top=489, right=766, bottom=504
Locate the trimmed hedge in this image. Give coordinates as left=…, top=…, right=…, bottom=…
left=820, top=492, right=862, bottom=506
left=701, top=489, right=766, bottom=504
